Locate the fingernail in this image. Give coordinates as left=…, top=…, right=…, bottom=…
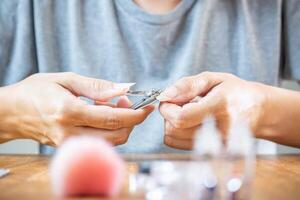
left=115, top=83, right=136, bottom=91
left=160, top=86, right=178, bottom=100
left=156, top=94, right=171, bottom=102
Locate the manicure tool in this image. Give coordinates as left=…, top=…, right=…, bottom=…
left=126, top=89, right=162, bottom=110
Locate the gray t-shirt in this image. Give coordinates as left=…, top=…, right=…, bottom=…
left=0, top=0, right=299, bottom=153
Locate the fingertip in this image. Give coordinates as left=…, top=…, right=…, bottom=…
left=158, top=92, right=191, bottom=104
left=96, top=83, right=135, bottom=101
left=158, top=101, right=167, bottom=111
left=145, top=104, right=155, bottom=113
left=117, top=96, right=132, bottom=108
left=138, top=105, right=155, bottom=116
left=158, top=102, right=182, bottom=119
left=157, top=86, right=178, bottom=102
left=158, top=101, right=174, bottom=110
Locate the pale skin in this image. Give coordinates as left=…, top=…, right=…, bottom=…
left=0, top=72, right=154, bottom=146
left=134, top=0, right=181, bottom=14
left=158, top=72, right=300, bottom=150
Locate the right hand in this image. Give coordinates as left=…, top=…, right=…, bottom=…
left=0, top=72, right=154, bottom=146
left=158, top=72, right=267, bottom=150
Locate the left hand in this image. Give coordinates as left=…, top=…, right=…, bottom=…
left=158, top=72, right=267, bottom=150
left=0, top=72, right=154, bottom=146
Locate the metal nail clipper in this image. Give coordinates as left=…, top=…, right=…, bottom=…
left=126, top=89, right=162, bottom=110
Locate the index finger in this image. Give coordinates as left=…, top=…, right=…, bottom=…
left=159, top=96, right=217, bottom=129
left=158, top=72, right=227, bottom=103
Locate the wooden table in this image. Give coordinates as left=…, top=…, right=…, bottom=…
left=0, top=154, right=300, bottom=200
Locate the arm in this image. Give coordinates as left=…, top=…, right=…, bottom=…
left=259, top=84, right=300, bottom=147
left=0, top=85, right=22, bottom=143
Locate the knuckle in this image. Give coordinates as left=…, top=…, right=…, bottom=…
left=178, top=76, right=192, bottom=86
left=197, top=71, right=212, bottom=82
left=64, top=72, right=77, bottom=79
left=190, top=76, right=200, bottom=91
left=27, top=73, right=48, bottom=81
left=41, top=132, right=61, bottom=147
left=39, top=136, right=51, bottom=146
left=54, top=111, right=68, bottom=126
left=54, top=101, right=75, bottom=125
left=54, top=113, right=65, bottom=125
left=164, top=135, right=192, bottom=150
left=179, top=76, right=189, bottom=83
left=91, top=79, right=102, bottom=91
left=106, top=81, right=115, bottom=89
left=165, top=122, right=176, bottom=136
left=61, top=72, right=77, bottom=85
left=113, top=130, right=130, bottom=145
left=28, top=73, right=39, bottom=79
left=164, top=135, right=176, bottom=148
left=103, top=110, right=122, bottom=129
left=51, top=137, right=61, bottom=147
left=171, top=112, right=187, bottom=129
left=223, top=72, right=235, bottom=79
left=170, top=76, right=192, bottom=95
left=120, top=133, right=130, bottom=144
left=92, top=79, right=114, bottom=91
left=200, top=71, right=211, bottom=77
left=136, top=113, right=148, bottom=125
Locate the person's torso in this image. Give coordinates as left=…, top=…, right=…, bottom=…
left=1, top=0, right=283, bottom=153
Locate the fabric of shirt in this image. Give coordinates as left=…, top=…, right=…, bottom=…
left=0, top=0, right=299, bottom=153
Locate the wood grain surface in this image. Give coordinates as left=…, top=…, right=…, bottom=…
left=0, top=154, right=299, bottom=200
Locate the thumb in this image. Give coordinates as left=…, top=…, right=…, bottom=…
left=56, top=72, right=135, bottom=101
left=117, top=96, right=133, bottom=108
left=157, top=72, right=225, bottom=103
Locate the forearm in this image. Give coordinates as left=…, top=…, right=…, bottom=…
left=0, top=85, right=22, bottom=143
left=257, top=84, right=300, bottom=147
left=0, top=83, right=47, bottom=143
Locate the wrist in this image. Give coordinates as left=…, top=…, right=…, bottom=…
left=0, top=84, right=30, bottom=143
left=0, top=84, right=24, bottom=142
left=247, top=82, right=275, bottom=139
left=253, top=83, right=284, bottom=141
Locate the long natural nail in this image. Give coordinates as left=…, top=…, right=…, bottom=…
left=161, top=86, right=178, bottom=99
left=156, top=94, right=171, bottom=102
left=115, top=83, right=136, bottom=90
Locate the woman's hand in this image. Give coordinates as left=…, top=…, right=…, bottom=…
left=0, top=72, right=154, bottom=146
left=158, top=72, right=268, bottom=150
